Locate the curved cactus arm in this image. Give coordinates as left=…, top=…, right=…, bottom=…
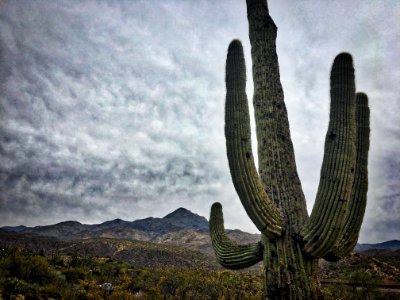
left=302, top=53, right=357, bottom=258
left=225, top=40, right=283, bottom=237
left=324, top=93, right=370, bottom=262
left=209, top=202, right=263, bottom=269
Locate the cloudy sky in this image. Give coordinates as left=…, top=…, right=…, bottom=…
left=0, top=0, right=399, bottom=243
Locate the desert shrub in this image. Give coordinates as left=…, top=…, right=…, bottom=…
left=1, top=277, right=37, bottom=297
left=322, top=270, right=388, bottom=300
left=347, top=270, right=381, bottom=299
left=63, top=267, right=87, bottom=283
left=0, top=249, right=55, bottom=285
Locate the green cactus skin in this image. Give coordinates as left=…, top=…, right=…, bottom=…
left=210, top=202, right=263, bottom=269
left=224, top=40, right=283, bottom=238
left=301, top=53, right=357, bottom=258
left=323, top=93, right=370, bottom=262
left=208, top=0, right=370, bottom=299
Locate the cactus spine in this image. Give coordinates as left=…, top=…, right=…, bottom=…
left=208, top=0, right=370, bottom=299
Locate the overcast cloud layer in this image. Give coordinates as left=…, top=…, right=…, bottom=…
left=0, top=0, right=399, bottom=243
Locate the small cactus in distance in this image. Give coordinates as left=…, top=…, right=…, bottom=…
left=208, top=0, right=370, bottom=299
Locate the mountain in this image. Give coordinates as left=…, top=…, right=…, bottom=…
left=355, top=240, right=400, bottom=252
left=22, top=220, right=88, bottom=237
left=2, top=207, right=208, bottom=240
left=0, top=207, right=260, bottom=258
left=128, top=207, right=208, bottom=235
left=2, top=208, right=397, bottom=257
left=0, top=225, right=27, bottom=233
left=163, top=207, right=209, bottom=231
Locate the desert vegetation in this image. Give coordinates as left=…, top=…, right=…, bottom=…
left=1, top=246, right=399, bottom=299
left=0, top=247, right=263, bottom=299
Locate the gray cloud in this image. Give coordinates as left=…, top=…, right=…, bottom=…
left=0, top=0, right=237, bottom=226
left=0, top=0, right=399, bottom=243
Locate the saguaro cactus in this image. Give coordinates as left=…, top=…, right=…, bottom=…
left=208, top=0, right=370, bottom=299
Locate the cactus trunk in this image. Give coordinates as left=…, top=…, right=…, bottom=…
left=208, top=0, right=370, bottom=299
left=261, top=235, right=320, bottom=299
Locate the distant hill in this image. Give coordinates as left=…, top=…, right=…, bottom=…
left=355, top=240, right=400, bottom=252
left=0, top=207, right=260, bottom=257
left=1, top=207, right=209, bottom=240
left=319, top=252, right=400, bottom=283
left=0, top=230, right=218, bottom=270
left=1, top=208, right=397, bottom=257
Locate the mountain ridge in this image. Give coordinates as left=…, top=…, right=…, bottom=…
left=355, top=240, right=400, bottom=252
left=1, top=207, right=398, bottom=254
left=2, top=207, right=208, bottom=238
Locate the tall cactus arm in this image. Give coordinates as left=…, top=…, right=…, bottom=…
left=246, top=0, right=309, bottom=230
left=302, top=53, right=357, bottom=258
left=324, top=93, right=370, bottom=262
left=225, top=40, right=283, bottom=237
left=209, top=202, right=263, bottom=269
